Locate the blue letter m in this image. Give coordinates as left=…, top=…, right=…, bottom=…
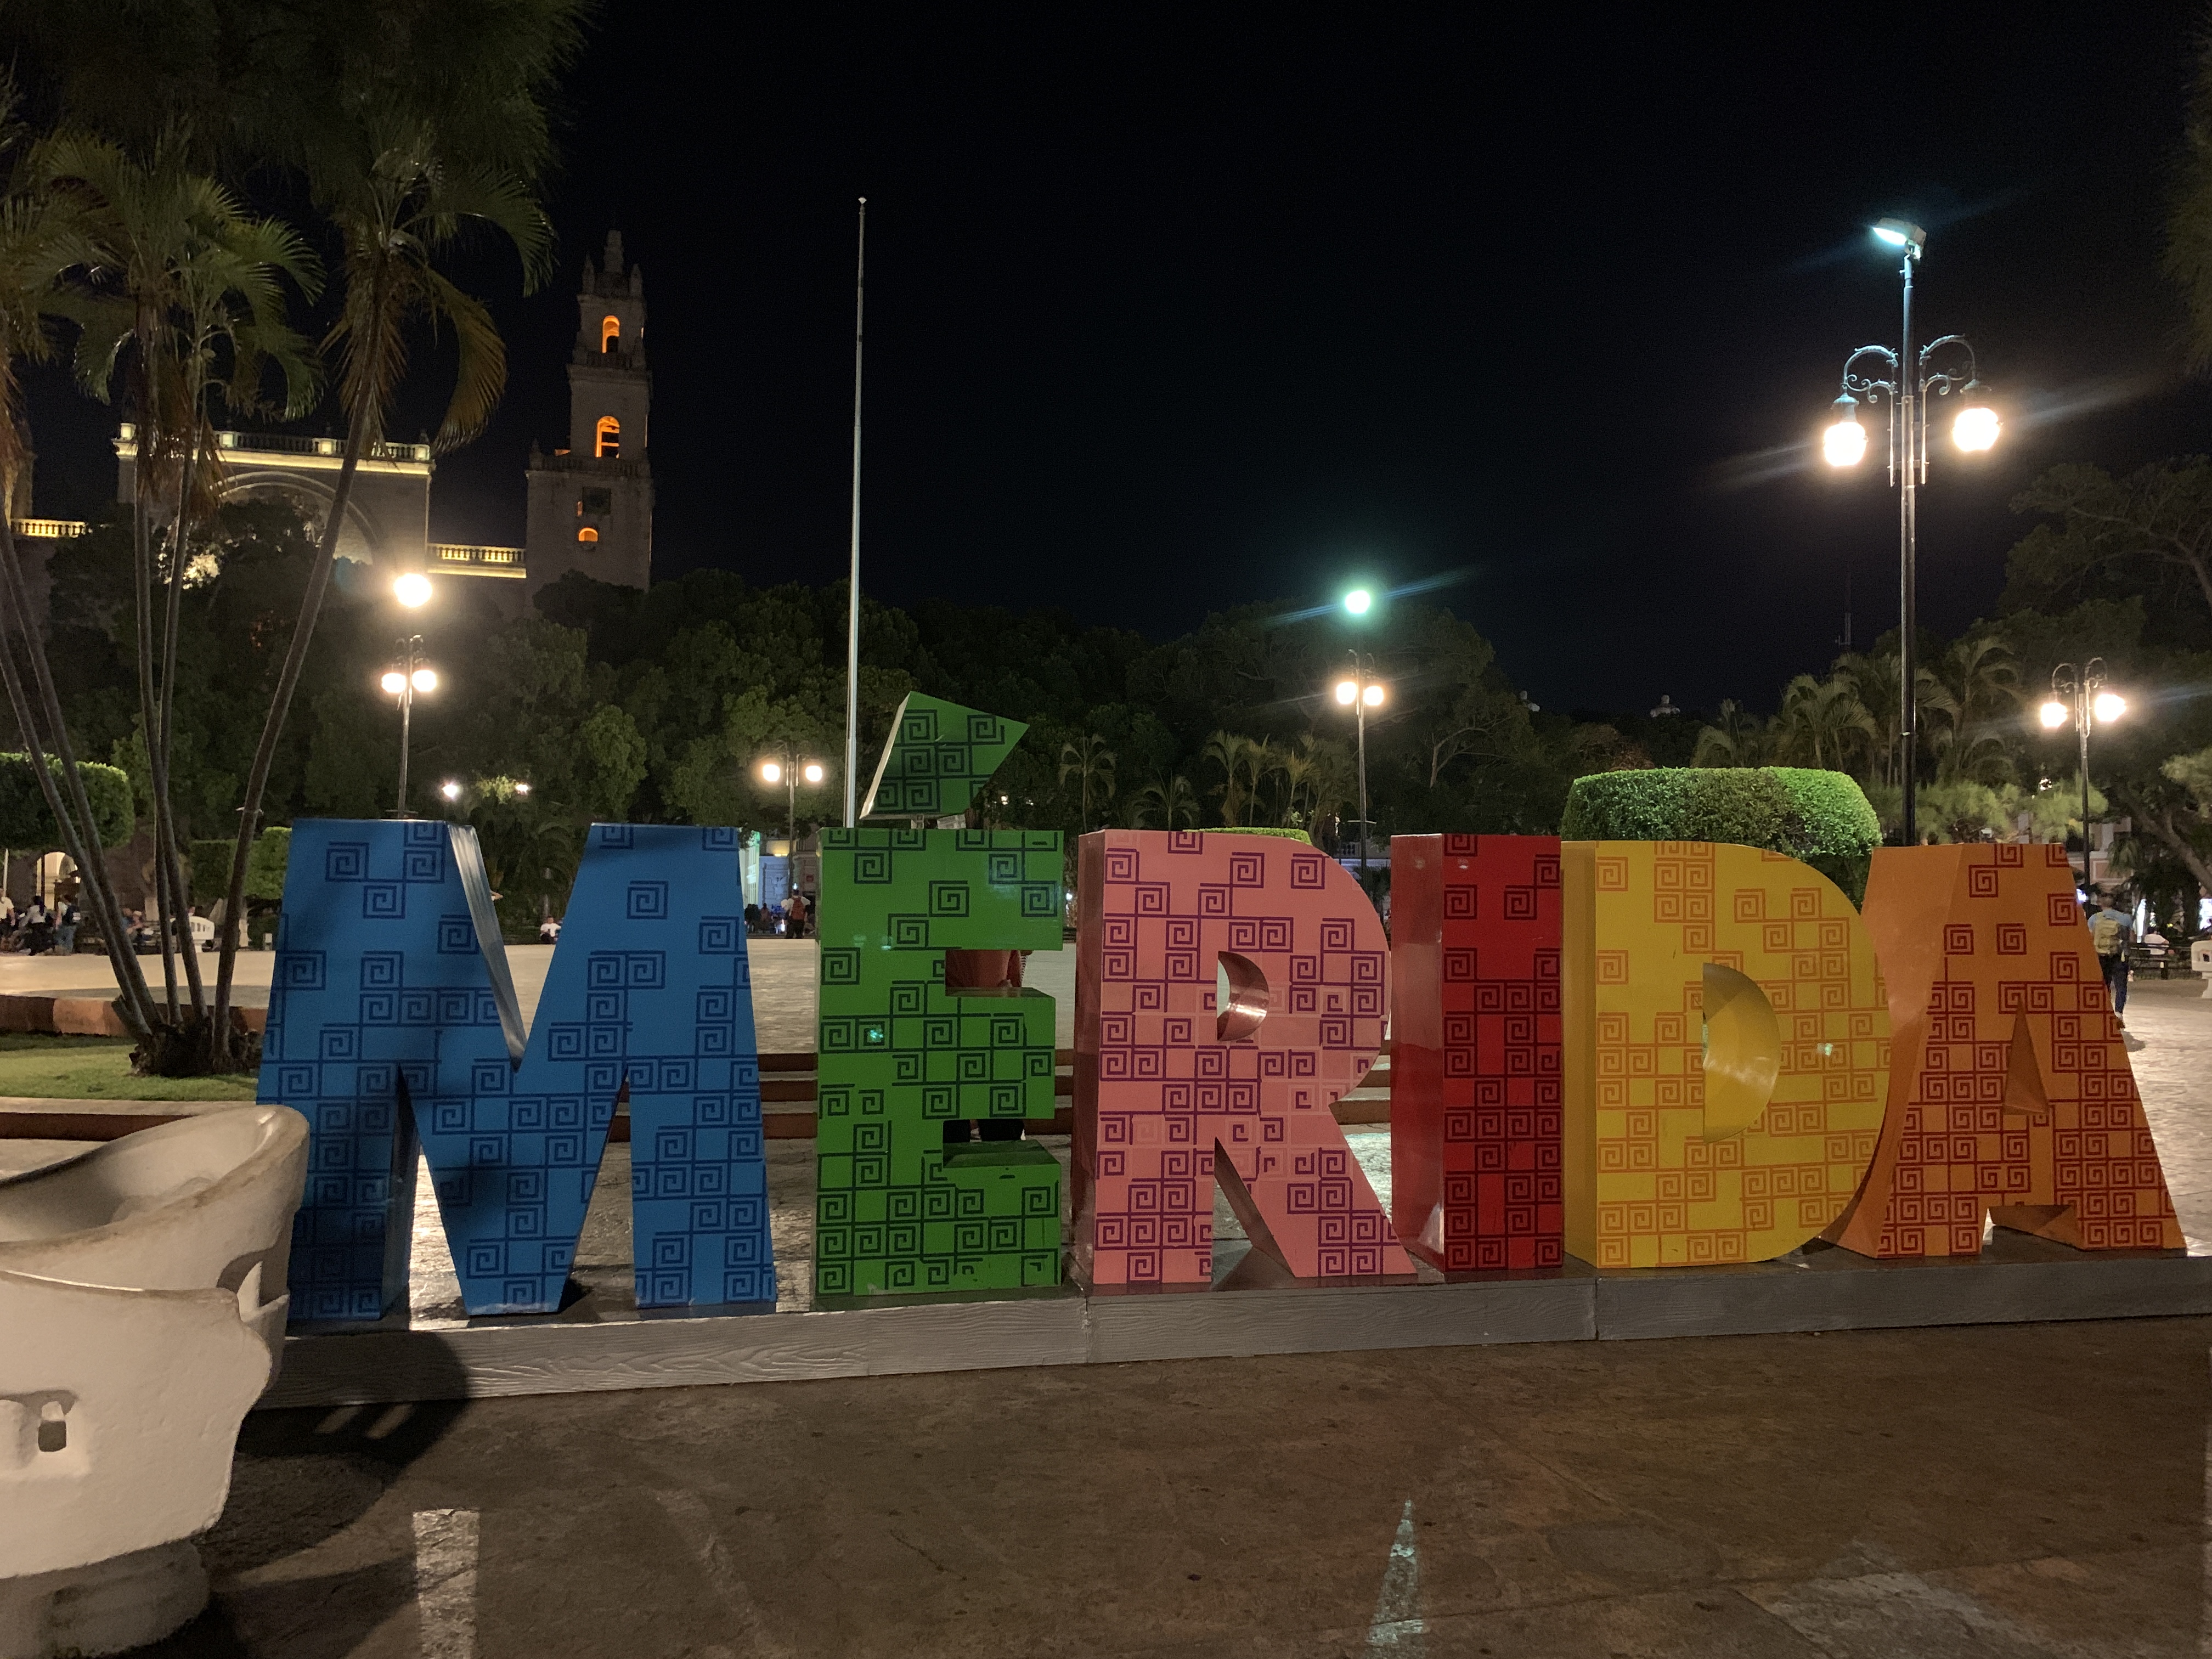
left=263, top=820, right=774, bottom=1321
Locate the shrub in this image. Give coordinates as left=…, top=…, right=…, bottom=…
left=246, top=826, right=290, bottom=902
left=1561, top=766, right=1880, bottom=904
left=188, top=830, right=291, bottom=906
left=1203, top=827, right=1312, bottom=843
left=0, top=753, right=134, bottom=851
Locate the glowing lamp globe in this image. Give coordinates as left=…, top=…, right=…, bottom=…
left=2092, top=691, right=2126, bottom=723
left=380, top=671, right=407, bottom=695
left=514, top=782, right=532, bottom=795
left=1334, top=680, right=1358, bottom=706
left=2038, top=700, right=2069, bottom=730
left=1343, top=589, right=1373, bottom=617
left=1823, top=416, right=1867, bottom=468
left=393, top=572, right=432, bottom=608
left=1362, top=683, right=1385, bottom=707
left=1953, top=404, right=2000, bottom=453
left=439, top=781, right=461, bottom=802
left=410, top=668, right=438, bottom=693
left=803, top=762, right=826, bottom=784
left=760, top=760, right=783, bottom=785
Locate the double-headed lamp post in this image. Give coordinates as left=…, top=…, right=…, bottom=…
left=1333, top=654, right=1387, bottom=875
left=1822, top=217, right=2001, bottom=847
left=2039, top=661, right=2125, bottom=883
left=380, top=575, right=438, bottom=817
left=380, top=641, right=438, bottom=816
left=759, top=755, right=827, bottom=845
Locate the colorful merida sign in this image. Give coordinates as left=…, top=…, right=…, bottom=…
left=263, top=698, right=2181, bottom=1325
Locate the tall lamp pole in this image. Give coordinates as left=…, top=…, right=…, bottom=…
left=843, top=198, right=866, bottom=828
left=379, top=637, right=438, bottom=817
left=1822, top=218, right=2000, bottom=846
left=1333, top=653, right=1387, bottom=876
left=2040, top=661, right=2125, bottom=884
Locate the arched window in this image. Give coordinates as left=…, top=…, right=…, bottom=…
left=577, top=526, right=599, bottom=544
left=595, top=416, right=620, bottom=459
left=600, top=315, right=620, bottom=353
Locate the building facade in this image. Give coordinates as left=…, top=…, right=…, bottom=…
left=522, top=232, right=656, bottom=607
left=27, top=229, right=656, bottom=614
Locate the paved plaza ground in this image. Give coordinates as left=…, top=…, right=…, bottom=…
left=30, top=951, right=2212, bottom=1655
left=156, top=1318, right=2212, bottom=1657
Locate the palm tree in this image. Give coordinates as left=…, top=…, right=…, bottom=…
left=1132, top=774, right=1201, bottom=830
left=1774, top=674, right=1878, bottom=772
left=1692, top=699, right=1771, bottom=768
left=1927, top=632, right=2021, bottom=787
left=1058, top=732, right=1116, bottom=831
left=1238, top=737, right=1277, bottom=826
left=207, top=118, right=558, bottom=1059
left=48, top=131, right=320, bottom=1030
left=1200, top=730, right=1249, bottom=826
left=1277, top=745, right=1314, bottom=821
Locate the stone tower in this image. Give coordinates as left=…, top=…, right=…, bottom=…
left=523, top=231, right=654, bottom=606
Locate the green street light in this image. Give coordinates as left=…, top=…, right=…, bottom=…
left=1343, top=588, right=1373, bottom=618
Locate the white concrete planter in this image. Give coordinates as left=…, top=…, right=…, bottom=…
left=0, top=1106, right=308, bottom=1657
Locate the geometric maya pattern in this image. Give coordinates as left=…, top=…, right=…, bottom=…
left=262, top=820, right=494, bottom=1322
left=859, top=692, right=1028, bottom=821
left=1388, top=834, right=1564, bottom=1273
left=1562, top=841, right=1891, bottom=1271
left=1073, top=830, right=1414, bottom=1286
left=1830, top=842, right=2182, bottom=1258
left=261, top=820, right=771, bottom=1322
left=815, top=827, right=1065, bottom=1298
left=510, top=824, right=771, bottom=1312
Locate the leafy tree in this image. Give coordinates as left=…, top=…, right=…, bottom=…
left=2003, top=462, right=2212, bottom=648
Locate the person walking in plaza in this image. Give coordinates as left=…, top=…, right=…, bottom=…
left=55, top=895, right=80, bottom=955
left=2087, top=888, right=2142, bottom=1048
left=21, top=896, right=51, bottom=956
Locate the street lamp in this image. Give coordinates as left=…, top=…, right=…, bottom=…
left=1822, top=217, right=1999, bottom=845
left=393, top=571, right=432, bottom=609
left=759, top=754, right=827, bottom=844
left=1332, top=653, right=1387, bottom=877
left=2041, top=659, right=2123, bottom=883
left=379, top=636, right=437, bottom=815
left=1343, top=588, right=1374, bottom=618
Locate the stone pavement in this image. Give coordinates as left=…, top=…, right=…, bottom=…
left=159, top=1316, right=2212, bottom=1657
left=2118, top=977, right=2212, bottom=1245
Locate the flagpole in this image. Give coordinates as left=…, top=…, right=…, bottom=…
left=843, top=198, right=866, bottom=827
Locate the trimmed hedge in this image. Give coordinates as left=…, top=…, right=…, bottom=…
left=1560, top=767, right=1880, bottom=904
left=1203, top=827, right=1313, bottom=844
left=0, top=753, right=135, bottom=851
left=189, top=827, right=293, bottom=906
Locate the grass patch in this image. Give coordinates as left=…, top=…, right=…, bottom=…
left=0, top=1032, right=259, bottom=1101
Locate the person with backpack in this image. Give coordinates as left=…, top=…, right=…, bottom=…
left=2087, top=888, right=2136, bottom=1030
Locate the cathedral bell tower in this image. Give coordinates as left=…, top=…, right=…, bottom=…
left=523, top=230, right=654, bottom=605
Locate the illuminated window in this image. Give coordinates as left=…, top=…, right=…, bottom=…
left=595, top=416, right=620, bottom=459
left=578, top=527, right=599, bottom=544
left=600, top=315, right=620, bottom=353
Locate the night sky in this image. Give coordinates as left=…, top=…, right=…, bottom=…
left=25, top=4, right=2212, bottom=715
